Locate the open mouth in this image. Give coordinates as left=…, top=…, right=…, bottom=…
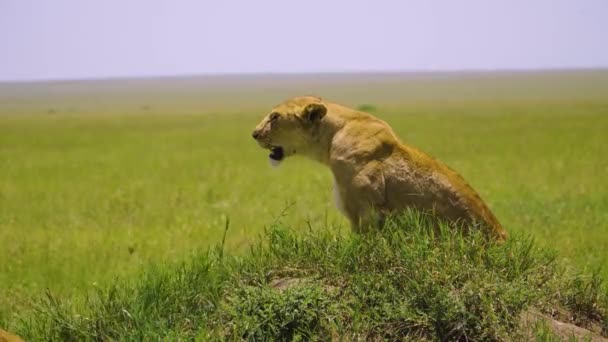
left=269, top=146, right=284, bottom=161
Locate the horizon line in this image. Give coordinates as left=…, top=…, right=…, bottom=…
left=2, top=66, right=608, bottom=85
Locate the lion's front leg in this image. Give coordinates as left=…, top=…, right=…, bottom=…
left=349, top=207, right=387, bottom=233
left=339, top=165, right=387, bottom=233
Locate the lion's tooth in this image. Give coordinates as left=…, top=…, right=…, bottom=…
left=269, top=157, right=282, bottom=168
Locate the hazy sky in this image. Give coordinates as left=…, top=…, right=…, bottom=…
left=1, top=0, right=607, bottom=81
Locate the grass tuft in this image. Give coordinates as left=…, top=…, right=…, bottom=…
left=15, top=211, right=608, bottom=340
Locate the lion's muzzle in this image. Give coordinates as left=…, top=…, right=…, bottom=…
left=251, top=129, right=261, bottom=140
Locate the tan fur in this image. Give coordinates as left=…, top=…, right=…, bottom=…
left=0, top=329, right=24, bottom=342
left=252, top=96, right=507, bottom=242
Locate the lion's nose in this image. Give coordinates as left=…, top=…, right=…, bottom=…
left=252, top=130, right=260, bottom=140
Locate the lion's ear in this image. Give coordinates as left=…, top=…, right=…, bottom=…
left=302, top=103, right=327, bottom=122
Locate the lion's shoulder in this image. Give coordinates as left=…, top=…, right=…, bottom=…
left=329, top=106, right=400, bottom=157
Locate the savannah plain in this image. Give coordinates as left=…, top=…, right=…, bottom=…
left=1, top=70, right=607, bottom=338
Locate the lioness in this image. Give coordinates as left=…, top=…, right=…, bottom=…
left=252, top=96, right=507, bottom=242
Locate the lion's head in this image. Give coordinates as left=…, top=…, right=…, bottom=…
left=252, top=96, right=327, bottom=166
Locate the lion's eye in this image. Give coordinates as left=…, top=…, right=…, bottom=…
left=269, top=113, right=280, bottom=122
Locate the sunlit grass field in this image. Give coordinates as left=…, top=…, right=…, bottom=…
left=1, top=71, right=607, bottom=327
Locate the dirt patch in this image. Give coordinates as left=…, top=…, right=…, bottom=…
left=520, top=309, right=607, bottom=341
left=269, top=276, right=340, bottom=295
left=269, top=277, right=311, bottom=292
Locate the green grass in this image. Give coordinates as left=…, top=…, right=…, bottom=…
left=1, top=71, right=608, bottom=336
left=14, top=212, right=608, bottom=340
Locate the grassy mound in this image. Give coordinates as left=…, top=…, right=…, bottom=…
left=15, top=211, right=608, bottom=340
